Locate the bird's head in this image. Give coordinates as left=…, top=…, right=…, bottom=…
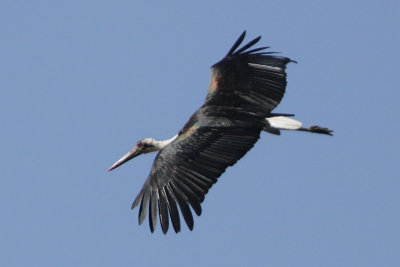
left=108, top=138, right=159, bottom=172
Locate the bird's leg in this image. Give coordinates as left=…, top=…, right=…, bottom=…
left=265, top=116, right=333, bottom=136
left=298, top=125, right=333, bottom=136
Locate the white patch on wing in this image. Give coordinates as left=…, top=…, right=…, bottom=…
left=266, top=116, right=302, bottom=130
left=248, top=63, right=282, bottom=71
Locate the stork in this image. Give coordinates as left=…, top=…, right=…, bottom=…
left=108, top=31, right=333, bottom=234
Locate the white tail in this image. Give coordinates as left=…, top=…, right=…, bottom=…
left=266, top=116, right=302, bottom=130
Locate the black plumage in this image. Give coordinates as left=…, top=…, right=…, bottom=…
left=131, top=31, right=294, bottom=234
left=108, top=31, right=332, bottom=234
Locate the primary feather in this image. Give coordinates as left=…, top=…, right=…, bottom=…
left=132, top=31, right=294, bottom=233
left=108, top=31, right=332, bottom=234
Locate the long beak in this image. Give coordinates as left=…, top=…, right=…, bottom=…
left=108, top=148, right=140, bottom=172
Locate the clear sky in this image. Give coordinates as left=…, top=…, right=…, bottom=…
left=1, top=1, right=399, bottom=266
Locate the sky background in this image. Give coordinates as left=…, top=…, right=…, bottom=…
left=1, top=1, right=399, bottom=266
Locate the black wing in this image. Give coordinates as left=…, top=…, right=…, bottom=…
left=132, top=124, right=262, bottom=234
left=132, top=31, right=294, bottom=233
left=205, top=30, right=295, bottom=113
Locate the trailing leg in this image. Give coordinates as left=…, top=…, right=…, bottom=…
left=264, top=116, right=333, bottom=136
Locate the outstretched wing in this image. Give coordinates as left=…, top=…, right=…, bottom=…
left=205, top=30, right=295, bottom=114
left=132, top=124, right=262, bottom=234
left=132, top=31, right=294, bottom=233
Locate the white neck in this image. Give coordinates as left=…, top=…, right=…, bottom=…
left=153, top=134, right=178, bottom=150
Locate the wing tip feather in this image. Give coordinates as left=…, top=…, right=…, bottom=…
left=226, top=30, right=247, bottom=56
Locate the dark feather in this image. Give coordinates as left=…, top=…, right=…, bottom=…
left=138, top=192, right=149, bottom=225
left=131, top=31, right=294, bottom=233
left=172, top=177, right=202, bottom=216
left=170, top=180, right=194, bottom=230
left=241, top=46, right=270, bottom=55
left=158, top=187, right=169, bottom=234
left=149, top=190, right=158, bottom=232
left=226, top=31, right=246, bottom=56
left=233, top=36, right=261, bottom=55
left=165, top=184, right=181, bottom=233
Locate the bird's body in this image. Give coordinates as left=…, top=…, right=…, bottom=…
left=108, top=31, right=333, bottom=234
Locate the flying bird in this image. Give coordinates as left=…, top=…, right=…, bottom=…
left=108, top=31, right=333, bottom=234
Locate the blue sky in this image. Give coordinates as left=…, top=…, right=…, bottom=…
left=1, top=0, right=399, bottom=266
